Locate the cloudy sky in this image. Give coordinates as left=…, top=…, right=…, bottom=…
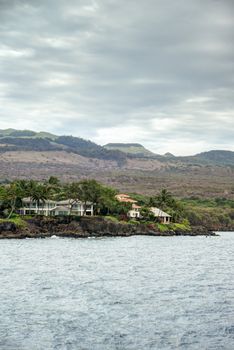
left=0, top=0, right=233, bottom=155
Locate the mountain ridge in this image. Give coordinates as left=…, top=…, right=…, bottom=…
left=0, top=129, right=233, bottom=164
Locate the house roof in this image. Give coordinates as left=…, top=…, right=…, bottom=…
left=150, top=207, right=171, bottom=217
left=57, top=199, right=72, bottom=205
left=132, top=204, right=141, bottom=209
left=115, top=194, right=137, bottom=203
left=22, top=197, right=56, bottom=204
left=120, top=198, right=137, bottom=203
left=22, top=198, right=91, bottom=205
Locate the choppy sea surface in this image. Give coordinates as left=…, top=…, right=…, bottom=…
left=0, top=232, right=234, bottom=350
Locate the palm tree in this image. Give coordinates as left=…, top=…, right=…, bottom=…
left=44, top=177, right=62, bottom=202
left=5, top=181, right=26, bottom=219
left=47, top=176, right=60, bottom=187
left=28, top=182, right=49, bottom=215
left=98, top=186, right=117, bottom=215
left=153, top=189, right=174, bottom=210
left=67, top=180, right=102, bottom=216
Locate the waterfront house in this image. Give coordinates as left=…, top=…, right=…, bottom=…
left=19, top=198, right=94, bottom=217
left=150, top=207, right=171, bottom=224
left=115, top=193, right=141, bottom=218
left=115, top=193, right=171, bottom=222
left=127, top=204, right=142, bottom=218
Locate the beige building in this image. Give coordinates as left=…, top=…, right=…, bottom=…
left=115, top=193, right=137, bottom=204
left=150, top=207, right=171, bottom=224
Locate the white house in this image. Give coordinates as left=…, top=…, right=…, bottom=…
left=19, top=198, right=94, bottom=217
left=150, top=207, right=171, bottom=224
left=127, top=204, right=141, bottom=218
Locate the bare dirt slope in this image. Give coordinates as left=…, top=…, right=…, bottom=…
left=0, top=150, right=233, bottom=199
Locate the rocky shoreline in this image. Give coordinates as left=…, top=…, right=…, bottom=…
left=0, top=216, right=217, bottom=239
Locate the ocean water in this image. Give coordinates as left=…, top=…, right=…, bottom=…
left=0, top=233, right=234, bottom=350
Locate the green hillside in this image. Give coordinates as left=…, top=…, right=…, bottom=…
left=0, top=129, right=126, bottom=163
left=194, top=150, right=234, bottom=166
left=0, top=129, right=57, bottom=140
left=104, top=143, right=155, bottom=157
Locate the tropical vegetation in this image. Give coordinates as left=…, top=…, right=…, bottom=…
left=0, top=177, right=233, bottom=231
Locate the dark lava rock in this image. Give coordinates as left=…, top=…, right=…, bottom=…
left=0, top=222, right=17, bottom=233
left=0, top=216, right=217, bottom=239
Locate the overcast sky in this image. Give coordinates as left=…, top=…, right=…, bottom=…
left=0, top=0, right=233, bottom=155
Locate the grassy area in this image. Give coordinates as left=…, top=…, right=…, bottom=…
left=169, top=222, right=190, bottom=231
left=0, top=215, right=27, bottom=228
left=155, top=220, right=191, bottom=232
left=105, top=215, right=120, bottom=223
left=155, top=223, right=189, bottom=232
left=155, top=223, right=170, bottom=232
left=128, top=219, right=140, bottom=225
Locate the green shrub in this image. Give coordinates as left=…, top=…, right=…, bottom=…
left=105, top=215, right=119, bottom=223
left=170, top=223, right=190, bottom=231
left=156, top=223, right=169, bottom=232
left=0, top=216, right=27, bottom=228
left=128, top=219, right=139, bottom=225
left=119, top=220, right=128, bottom=225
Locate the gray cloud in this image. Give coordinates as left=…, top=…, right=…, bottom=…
left=0, top=0, right=233, bottom=154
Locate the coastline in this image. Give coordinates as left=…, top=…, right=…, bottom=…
left=0, top=216, right=217, bottom=239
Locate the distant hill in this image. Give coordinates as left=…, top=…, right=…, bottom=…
left=0, top=129, right=57, bottom=140
left=164, top=152, right=175, bottom=158
left=0, top=129, right=126, bottom=163
left=55, top=136, right=126, bottom=163
left=194, top=150, right=234, bottom=165
left=171, top=150, right=234, bottom=167
left=104, top=143, right=155, bottom=157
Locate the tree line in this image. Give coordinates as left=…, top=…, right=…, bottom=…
left=1, top=177, right=233, bottom=230
left=0, top=177, right=131, bottom=219
left=0, top=177, right=179, bottom=220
